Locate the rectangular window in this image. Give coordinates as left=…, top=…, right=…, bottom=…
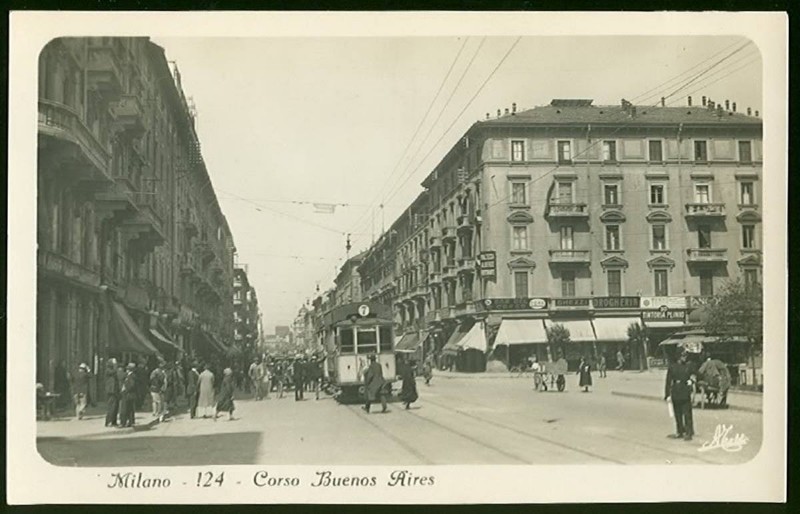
left=738, top=141, right=752, bottom=163
left=560, top=225, right=574, bottom=250
left=557, top=141, right=572, bottom=163
left=740, top=182, right=755, bottom=205
left=695, top=184, right=711, bottom=204
left=742, top=225, right=756, bottom=249
left=699, top=271, right=714, bottom=296
left=605, top=225, right=621, bottom=250
left=512, top=226, right=528, bottom=250
left=511, top=182, right=527, bottom=204
left=650, top=184, right=665, bottom=205
left=602, top=140, right=617, bottom=162
left=514, top=271, right=529, bottom=299
left=379, top=326, right=393, bottom=352
left=607, top=269, right=622, bottom=297
left=511, top=140, right=525, bottom=162
left=356, top=328, right=378, bottom=355
left=698, top=225, right=712, bottom=248
left=556, top=181, right=573, bottom=203
left=652, top=224, right=667, bottom=250
left=561, top=270, right=576, bottom=297
left=654, top=269, right=669, bottom=296
left=694, top=140, right=708, bottom=161
left=648, top=140, right=663, bottom=161
left=603, top=184, right=619, bottom=205
left=339, top=328, right=355, bottom=354
left=744, top=269, right=759, bottom=290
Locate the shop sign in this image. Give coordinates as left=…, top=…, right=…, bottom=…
left=478, top=251, right=497, bottom=279
left=479, top=297, right=549, bottom=311
left=688, top=296, right=720, bottom=308
left=592, top=296, right=640, bottom=309
left=641, top=296, right=688, bottom=309
left=642, top=306, right=686, bottom=321
left=552, top=297, right=591, bottom=309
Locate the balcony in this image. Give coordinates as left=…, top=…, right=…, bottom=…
left=429, top=235, right=442, bottom=248
left=180, top=253, right=198, bottom=277
left=182, top=209, right=199, bottom=237
left=685, top=203, right=726, bottom=219
left=686, top=248, right=728, bottom=264
left=442, top=226, right=457, bottom=241
left=86, top=44, right=123, bottom=96
left=111, top=95, right=145, bottom=138
left=38, top=99, right=112, bottom=179
left=457, top=257, right=476, bottom=274
left=37, top=249, right=102, bottom=290
left=548, top=249, right=591, bottom=265
left=546, top=202, right=589, bottom=219
left=429, top=270, right=442, bottom=283
left=457, top=214, right=474, bottom=234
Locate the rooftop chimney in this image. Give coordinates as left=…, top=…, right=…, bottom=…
left=732, top=102, right=737, bottom=112
left=747, top=107, right=752, bottom=116
left=504, top=108, right=509, bottom=115
left=686, top=96, right=690, bottom=107
left=512, top=102, right=517, bottom=114
left=717, top=104, right=724, bottom=117
left=755, top=110, right=759, bottom=117
left=486, top=113, right=490, bottom=120
left=497, top=109, right=501, bottom=118
left=725, top=100, right=730, bottom=110
left=702, top=95, right=707, bottom=106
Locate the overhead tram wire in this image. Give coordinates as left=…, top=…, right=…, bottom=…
left=348, top=37, right=488, bottom=242
left=379, top=36, right=523, bottom=211
left=344, top=37, right=472, bottom=241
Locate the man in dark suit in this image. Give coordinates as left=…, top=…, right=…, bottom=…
left=186, top=363, right=200, bottom=419
left=665, top=351, right=696, bottom=441
left=119, top=363, right=138, bottom=428
left=104, top=359, right=121, bottom=427
left=293, top=355, right=306, bottom=401
left=362, top=354, right=387, bottom=414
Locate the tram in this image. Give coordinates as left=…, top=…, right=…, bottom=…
left=321, top=301, right=397, bottom=401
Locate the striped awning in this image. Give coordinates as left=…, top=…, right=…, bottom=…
left=442, top=324, right=470, bottom=354
left=457, top=323, right=487, bottom=353
left=494, top=319, right=548, bottom=346
left=395, top=332, right=421, bottom=353
left=592, top=317, right=640, bottom=342
left=544, top=319, right=596, bottom=342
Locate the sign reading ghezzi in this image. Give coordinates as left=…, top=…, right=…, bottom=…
left=478, top=251, right=497, bottom=279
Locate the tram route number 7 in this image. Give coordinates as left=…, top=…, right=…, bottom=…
left=197, top=471, right=225, bottom=487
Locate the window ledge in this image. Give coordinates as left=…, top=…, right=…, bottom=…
left=508, top=203, right=531, bottom=210
left=602, top=204, right=623, bottom=210
left=649, top=249, right=671, bottom=255
left=510, top=250, right=533, bottom=256
left=648, top=203, right=669, bottom=209
left=603, top=249, right=625, bottom=254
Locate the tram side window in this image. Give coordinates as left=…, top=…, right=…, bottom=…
left=379, top=326, right=393, bottom=352
left=356, top=328, right=378, bottom=355
left=339, top=328, right=355, bottom=354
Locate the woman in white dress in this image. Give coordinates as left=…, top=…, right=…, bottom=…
left=197, top=364, right=216, bottom=418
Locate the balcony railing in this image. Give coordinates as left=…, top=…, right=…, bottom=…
left=546, top=202, right=589, bottom=218
left=458, top=257, right=476, bottom=273
left=86, top=45, right=123, bottom=95
left=686, top=248, right=728, bottom=263
left=548, top=249, right=591, bottom=264
left=429, top=235, right=442, bottom=247
left=38, top=99, right=111, bottom=177
left=442, top=226, right=457, bottom=241
left=37, top=249, right=102, bottom=289
left=685, top=203, right=726, bottom=217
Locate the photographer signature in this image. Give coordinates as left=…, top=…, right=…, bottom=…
left=698, top=424, right=749, bottom=453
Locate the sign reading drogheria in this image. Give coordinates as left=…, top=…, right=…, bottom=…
left=592, top=296, right=640, bottom=309
left=478, top=251, right=496, bottom=279
left=105, top=470, right=436, bottom=489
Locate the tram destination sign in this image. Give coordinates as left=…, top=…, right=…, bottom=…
left=592, top=296, right=640, bottom=309
left=478, top=251, right=496, bottom=279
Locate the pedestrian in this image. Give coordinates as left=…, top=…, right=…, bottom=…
left=577, top=356, right=592, bottom=392
left=54, top=360, right=70, bottom=410
left=149, top=359, right=167, bottom=422
left=262, top=358, right=273, bottom=399
left=531, top=355, right=543, bottom=390
left=119, top=363, right=137, bottom=428
left=399, top=360, right=418, bottom=410
left=362, top=354, right=387, bottom=414
left=422, top=354, right=434, bottom=386
left=665, top=351, right=696, bottom=441
left=135, top=357, right=149, bottom=410
left=186, top=362, right=200, bottom=419
left=104, top=359, right=120, bottom=427
left=616, top=349, right=625, bottom=372
left=307, top=353, right=323, bottom=400
left=273, top=360, right=285, bottom=399
left=249, top=358, right=265, bottom=400
left=71, top=363, right=92, bottom=420
left=197, top=363, right=216, bottom=418
left=215, top=368, right=236, bottom=421
left=598, top=354, right=607, bottom=378
left=293, top=355, right=306, bottom=401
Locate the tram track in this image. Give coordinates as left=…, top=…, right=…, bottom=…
left=343, top=403, right=435, bottom=465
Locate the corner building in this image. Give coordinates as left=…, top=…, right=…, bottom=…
left=370, top=98, right=762, bottom=372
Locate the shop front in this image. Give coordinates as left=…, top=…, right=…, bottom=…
left=544, top=318, right=596, bottom=371
left=592, top=316, right=643, bottom=370
left=492, top=318, right=549, bottom=368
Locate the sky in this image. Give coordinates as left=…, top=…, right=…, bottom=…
left=152, top=35, right=762, bottom=334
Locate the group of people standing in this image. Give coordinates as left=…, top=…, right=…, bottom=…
left=247, top=354, right=325, bottom=402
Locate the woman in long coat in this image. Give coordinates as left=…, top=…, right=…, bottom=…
left=215, top=368, right=236, bottom=421
left=197, top=364, right=216, bottom=418
left=577, top=357, right=593, bottom=392
left=399, top=361, right=418, bottom=410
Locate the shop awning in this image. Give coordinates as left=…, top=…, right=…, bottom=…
left=658, top=334, right=706, bottom=353
left=395, top=332, right=421, bottom=353
left=544, top=319, right=596, bottom=342
left=196, top=329, right=228, bottom=354
left=592, top=317, right=641, bottom=342
left=109, top=300, right=159, bottom=355
left=442, top=324, right=470, bottom=354
left=149, top=326, right=183, bottom=355
left=458, top=323, right=487, bottom=353
left=494, top=319, right=548, bottom=346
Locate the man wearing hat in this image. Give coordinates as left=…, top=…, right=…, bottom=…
left=293, top=354, right=306, bottom=401
left=104, top=359, right=120, bottom=427
left=71, top=363, right=92, bottom=420
left=362, top=354, right=387, bottom=414
left=119, top=363, right=138, bottom=427
left=186, top=362, right=200, bottom=419
left=664, top=351, right=697, bottom=441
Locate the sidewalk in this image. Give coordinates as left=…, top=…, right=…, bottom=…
left=432, top=368, right=763, bottom=413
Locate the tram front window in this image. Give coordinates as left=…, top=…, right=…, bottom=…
left=339, top=328, right=355, bottom=354
left=379, top=326, right=393, bottom=352
left=356, top=328, right=378, bottom=355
